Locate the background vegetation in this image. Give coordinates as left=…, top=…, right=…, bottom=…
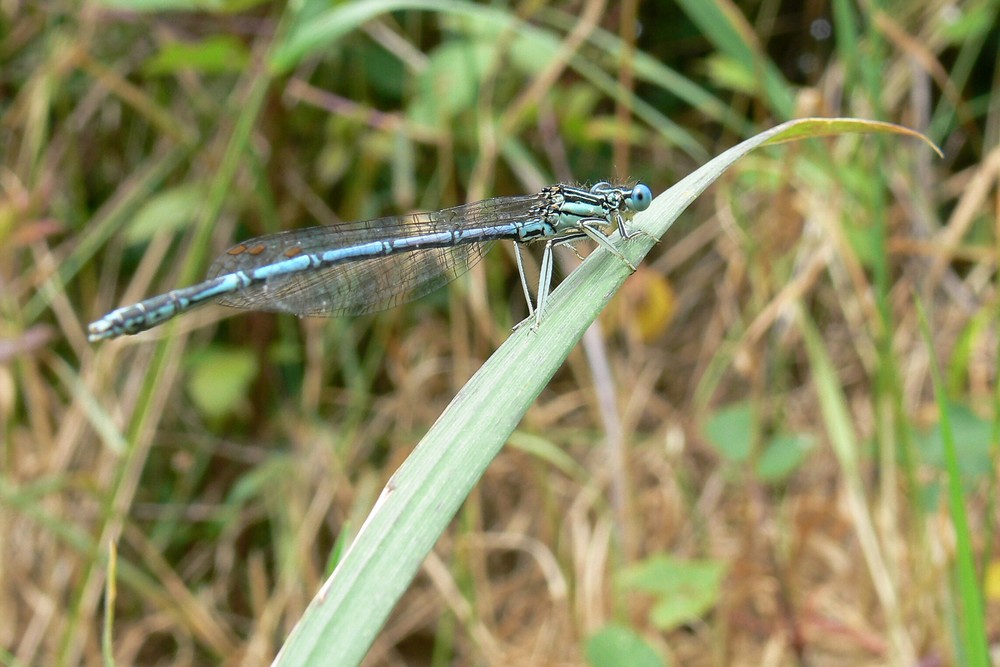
left=1, top=0, right=996, bottom=665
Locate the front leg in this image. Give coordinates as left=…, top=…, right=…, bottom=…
left=577, top=219, right=637, bottom=272
left=614, top=212, right=657, bottom=243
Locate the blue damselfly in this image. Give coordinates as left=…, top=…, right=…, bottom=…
left=87, top=181, right=653, bottom=341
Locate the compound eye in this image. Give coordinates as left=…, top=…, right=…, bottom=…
left=628, top=183, right=653, bottom=212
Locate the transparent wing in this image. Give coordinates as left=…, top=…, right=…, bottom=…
left=207, top=195, right=538, bottom=316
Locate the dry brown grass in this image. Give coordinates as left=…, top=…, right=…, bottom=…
left=1, top=1, right=996, bottom=665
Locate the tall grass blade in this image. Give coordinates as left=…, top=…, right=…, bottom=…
left=915, top=298, right=989, bottom=666
left=273, top=118, right=938, bottom=666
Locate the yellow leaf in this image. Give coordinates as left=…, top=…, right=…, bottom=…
left=984, top=560, right=1000, bottom=600
left=610, top=268, right=676, bottom=341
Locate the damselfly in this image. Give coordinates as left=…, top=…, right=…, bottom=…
left=87, top=181, right=653, bottom=341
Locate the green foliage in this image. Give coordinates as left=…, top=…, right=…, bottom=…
left=948, top=311, right=993, bottom=395
left=408, top=41, right=495, bottom=127
left=273, top=1, right=498, bottom=74
left=124, top=184, right=205, bottom=245
left=703, top=402, right=816, bottom=483
left=586, top=625, right=667, bottom=667
left=755, top=433, right=816, bottom=483
left=185, top=346, right=259, bottom=419
left=704, top=402, right=753, bottom=462
left=914, top=402, right=993, bottom=481
left=702, top=54, right=759, bottom=97
left=144, top=36, right=251, bottom=75
left=939, top=3, right=998, bottom=41
left=618, top=556, right=726, bottom=631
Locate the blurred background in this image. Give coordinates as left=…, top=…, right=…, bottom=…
left=1, top=0, right=997, bottom=665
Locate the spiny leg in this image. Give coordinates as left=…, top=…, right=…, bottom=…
left=532, top=239, right=556, bottom=330
left=577, top=220, right=637, bottom=272
left=614, top=212, right=656, bottom=242
left=513, top=241, right=536, bottom=320
left=511, top=238, right=557, bottom=332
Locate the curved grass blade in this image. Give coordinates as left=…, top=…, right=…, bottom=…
left=273, top=118, right=939, bottom=667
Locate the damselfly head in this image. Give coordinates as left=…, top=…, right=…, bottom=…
left=587, top=181, right=653, bottom=214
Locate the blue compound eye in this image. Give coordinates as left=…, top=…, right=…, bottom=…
left=629, top=183, right=653, bottom=211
